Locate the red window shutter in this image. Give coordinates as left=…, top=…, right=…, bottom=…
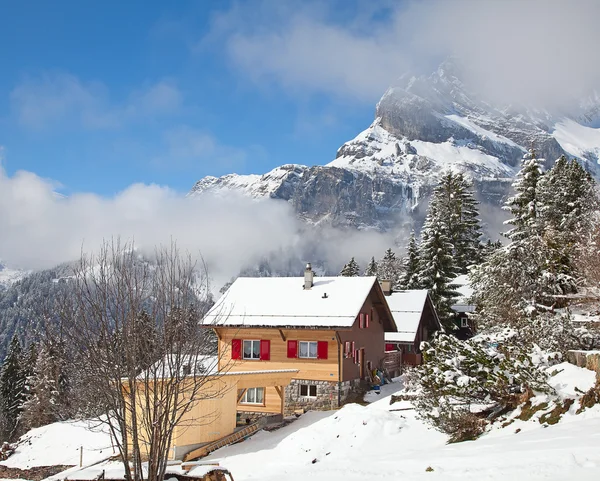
left=359, top=313, right=364, bottom=328
left=260, top=340, right=271, bottom=360
left=232, top=339, right=241, bottom=360
left=317, top=341, right=328, bottom=360
left=365, top=313, right=370, bottom=328
left=287, top=340, right=298, bottom=358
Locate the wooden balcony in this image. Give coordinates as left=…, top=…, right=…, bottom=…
left=383, top=350, right=402, bottom=377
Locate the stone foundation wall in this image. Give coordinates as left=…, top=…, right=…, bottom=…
left=283, top=379, right=364, bottom=415
left=567, top=350, right=600, bottom=380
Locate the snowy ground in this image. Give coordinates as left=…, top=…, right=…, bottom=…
left=1, top=419, right=113, bottom=469
left=3, top=366, right=600, bottom=481
left=198, top=366, right=600, bottom=481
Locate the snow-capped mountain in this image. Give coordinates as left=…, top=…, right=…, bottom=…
left=189, top=60, right=600, bottom=232
left=0, top=260, right=27, bottom=290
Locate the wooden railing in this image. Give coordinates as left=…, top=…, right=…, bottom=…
left=383, top=351, right=402, bottom=376
left=182, top=422, right=261, bottom=462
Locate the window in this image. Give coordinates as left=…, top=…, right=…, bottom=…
left=299, top=341, right=318, bottom=358
left=241, top=387, right=264, bottom=404
left=460, top=317, right=469, bottom=328
left=299, top=384, right=317, bottom=397
left=344, top=341, right=351, bottom=358
left=243, top=340, right=261, bottom=360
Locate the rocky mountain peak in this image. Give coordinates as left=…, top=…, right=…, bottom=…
left=189, top=60, right=600, bottom=233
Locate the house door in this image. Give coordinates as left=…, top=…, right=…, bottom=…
left=359, top=348, right=365, bottom=379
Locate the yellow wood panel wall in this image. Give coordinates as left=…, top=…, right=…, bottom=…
left=237, top=386, right=282, bottom=414
left=172, top=378, right=238, bottom=448
left=217, top=328, right=340, bottom=382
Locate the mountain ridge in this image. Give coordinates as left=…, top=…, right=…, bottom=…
left=190, top=61, right=600, bottom=232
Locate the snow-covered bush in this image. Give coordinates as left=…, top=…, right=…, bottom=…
left=409, top=332, right=557, bottom=440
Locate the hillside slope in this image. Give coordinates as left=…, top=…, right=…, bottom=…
left=200, top=367, right=600, bottom=481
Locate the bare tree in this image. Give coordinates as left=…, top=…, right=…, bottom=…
left=58, top=239, right=229, bottom=481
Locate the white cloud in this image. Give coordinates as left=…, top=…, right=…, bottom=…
left=10, top=73, right=182, bottom=130
left=209, top=0, right=600, bottom=110
left=0, top=166, right=396, bottom=286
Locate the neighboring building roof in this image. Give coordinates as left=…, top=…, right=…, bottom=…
left=384, top=289, right=438, bottom=344
left=453, top=274, right=474, bottom=304
left=202, top=276, right=383, bottom=329
left=451, top=304, right=476, bottom=313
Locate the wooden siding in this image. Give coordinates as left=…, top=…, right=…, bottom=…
left=237, top=386, right=282, bottom=414
left=217, top=328, right=341, bottom=381
left=339, top=284, right=389, bottom=381
left=172, top=378, right=237, bottom=450
left=215, top=282, right=394, bottom=385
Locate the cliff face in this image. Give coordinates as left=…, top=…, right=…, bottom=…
left=189, top=61, right=600, bottom=233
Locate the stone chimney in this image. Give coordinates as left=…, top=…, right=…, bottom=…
left=304, top=263, right=314, bottom=289
left=380, top=279, right=392, bottom=296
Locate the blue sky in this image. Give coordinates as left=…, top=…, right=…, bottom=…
left=2, top=0, right=598, bottom=197
left=0, top=0, right=389, bottom=195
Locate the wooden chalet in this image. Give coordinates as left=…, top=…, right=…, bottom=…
left=381, top=284, right=441, bottom=366
left=202, top=264, right=398, bottom=416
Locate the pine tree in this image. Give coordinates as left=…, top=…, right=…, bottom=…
left=538, top=156, right=598, bottom=280
left=378, top=248, right=402, bottom=286
left=453, top=173, right=483, bottom=272
left=398, top=231, right=421, bottom=290
left=418, top=206, right=460, bottom=327
left=363, top=257, right=378, bottom=277
left=0, top=335, right=26, bottom=436
left=480, top=239, right=502, bottom=261
left=428, top=172, right=482, bottom=274
left=503, top=147, right=544, bottom=242
left=20, top=345, right=60, bottom=429
left=340, top=257, right=360, bottom=277
left=470, top=149, right=598, bottom=329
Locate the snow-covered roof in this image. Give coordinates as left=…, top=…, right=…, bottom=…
left=384, top=290, right=433, bottom=344
left=452, top=274, right=474, bottom=304
left=202, top=276, right=379, bottom=328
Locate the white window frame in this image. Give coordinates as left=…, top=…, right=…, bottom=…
left=241, top=387, right=265, bottom=405
left=298, top=341, right=318, bottom=359
left=460, top=317, right=468, bottom=328
left=299, top=384, right=317, bottom=398
left=243, top=340, right=261, bottom=360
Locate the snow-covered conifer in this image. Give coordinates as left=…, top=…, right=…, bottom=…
left=340, top=257, right=360, bottom=277
left=398, top=231, right=421, bottom=290
left=20, top=345, right=60, bottom=429
left=378, top=248, right=402, bottom=285
left=418, top=206, right=460, bottom=326
left=0, top=335, right=26, bottom=436
left=363, top=257, right=378, bottom=277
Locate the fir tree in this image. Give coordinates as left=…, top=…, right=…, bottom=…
left=363, top=257, right=378, bottom=277
left=378, top=248, right=402, bottom=286
left=340, top=257, right=360, bottom=277
left=471, top=149, right=598, bottom=328
left=453, top=173, right=483, bottom=272
left=20, top=345, right=60, bottom=429
left=428, top=172, right=482, bottom=274
left=538, top=156, right=598, bottom=280
left=418, top=206, right=460, bottom=327
left=479, top=239, right=502, bottom=261
left=0, top=335, right=26, bottom=436
left=398, top=231, right=421, bottom=290
left=503, top=147, right=544, bottom=242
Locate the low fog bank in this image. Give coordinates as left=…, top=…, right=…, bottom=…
left=0, top=167, right=400, bottom=288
